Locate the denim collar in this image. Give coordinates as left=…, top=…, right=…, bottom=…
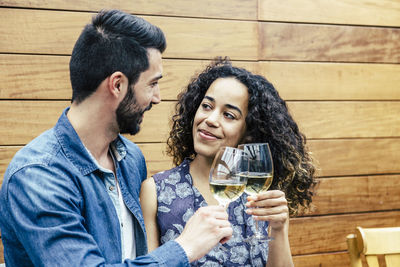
left=54, top=107, right=127, bottom=176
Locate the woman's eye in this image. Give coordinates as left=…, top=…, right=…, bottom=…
left=201, top=103, right=212, bottom=110
left=224, top=112, right=235, bottom=120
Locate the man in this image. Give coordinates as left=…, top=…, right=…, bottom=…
left=0, top=9, right=232, bottom=266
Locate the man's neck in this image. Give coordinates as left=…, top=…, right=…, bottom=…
left=67, top=101, right=118, bottom=166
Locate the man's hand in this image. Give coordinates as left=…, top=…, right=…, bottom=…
left=175, top=205, right=232, bottom=262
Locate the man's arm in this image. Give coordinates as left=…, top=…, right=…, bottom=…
left=3, top=166, right=189, bottom=267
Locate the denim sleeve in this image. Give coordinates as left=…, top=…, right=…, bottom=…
left=4, top=165, right=189, bottom=267
left=129, top=241, right=190, bottom=267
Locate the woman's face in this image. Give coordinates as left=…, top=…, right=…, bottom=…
left=192, top=77, right=249, bottom=159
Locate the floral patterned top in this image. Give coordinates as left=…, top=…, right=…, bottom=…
left=153, top=159, right=269, bottom=266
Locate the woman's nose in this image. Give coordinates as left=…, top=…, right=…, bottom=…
left=205, top=111, right=220, bottom=127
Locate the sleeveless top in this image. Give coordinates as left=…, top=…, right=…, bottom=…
left=153, top=159, right=269, bottom=266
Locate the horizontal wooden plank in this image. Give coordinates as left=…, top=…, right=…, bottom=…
left=0, top=54, right=71, bottom=99
left=0, top=0, right=258, bottom=20
left=3, top=100, right=400, bottom=145
left=260, top=62, right=400, bottom=100
left=259, top=22, right=400, bottom=63
left=293, top=251, right=350, bottom=267
left=0, top=101, right=69, bottom=145
left=0, top=8, right=258, bottom=60
left=309, top=138, right=400, bottom=177
left=4, top=54, right=400, bottom=101
left=309, top=175, right=400, bottom=215
left=0, top=146, right=19, bottom=184
left=0, top=54, right=259, bottom=100
left=130, top=16, right=258, bottom=60
left=290, top=101, right=400, bottom=139
left=289, top=210, right=400, bottom=255
left=137, top=143, right=174, bottom=177
left=259, top=0, right=400, bottom=27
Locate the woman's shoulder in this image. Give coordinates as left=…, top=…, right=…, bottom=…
left=152, top=159, right=191, bottom=184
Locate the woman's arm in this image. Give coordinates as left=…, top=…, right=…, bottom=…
left=246, top=190, right=294, bottom=267
left=139, top=177, right=160, bottom=252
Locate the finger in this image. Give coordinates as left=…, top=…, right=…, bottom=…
left=196, top=206, right=229, bottom=220
left=252, top=213, right=288, bottom=225
left=217, top=226, right=233, bottom=242
left=246, top=205, right=288, bottom=217
left=247, top=190, right=284, bottom=201
left=246, top=196, right=287, bottom=209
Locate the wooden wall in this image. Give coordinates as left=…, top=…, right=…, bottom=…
left=1, top=0, right=400, bottom=265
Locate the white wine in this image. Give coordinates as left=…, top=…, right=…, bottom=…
left=210, top=180, right=246, bottom=206
left=243, top=172, right=273, bottom=196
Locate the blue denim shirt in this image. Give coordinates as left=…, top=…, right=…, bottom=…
left=0, top=108, right=189, bottom=267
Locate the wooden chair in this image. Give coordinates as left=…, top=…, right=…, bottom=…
left=346, top=226, right=400, bottom=267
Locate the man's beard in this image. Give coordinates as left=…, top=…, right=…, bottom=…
left=116, top=87, right=152, bottom=135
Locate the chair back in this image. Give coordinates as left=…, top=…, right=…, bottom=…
left=346, top=226, right=400, bottom=267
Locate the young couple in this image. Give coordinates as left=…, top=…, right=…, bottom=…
left=0, top=9, right=315, bottom=267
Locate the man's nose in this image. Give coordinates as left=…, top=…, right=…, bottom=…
left=152, top=85, right=161, bottom=104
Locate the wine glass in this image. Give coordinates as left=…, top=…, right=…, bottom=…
left=209, top=146, right=249, bottom=209
left=239, top=143, right=274, bottom=242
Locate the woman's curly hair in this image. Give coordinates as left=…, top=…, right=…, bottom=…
left=167, top=57, right=316, bottom=216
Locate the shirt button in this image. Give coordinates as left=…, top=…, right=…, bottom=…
left=109, top=186, right=115, bottom=191
left=121, top=223, right=124, bottom=227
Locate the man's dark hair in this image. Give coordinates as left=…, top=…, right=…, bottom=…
left=69, top=9, right=166, bottom=103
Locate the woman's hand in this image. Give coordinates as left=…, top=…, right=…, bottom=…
left=245, top=190, right=289, bottom=232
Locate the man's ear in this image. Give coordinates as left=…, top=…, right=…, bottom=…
left=108, top=71, right=128, bottom=98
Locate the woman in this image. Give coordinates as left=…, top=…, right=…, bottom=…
left=140, top=58, right=316, bottom=266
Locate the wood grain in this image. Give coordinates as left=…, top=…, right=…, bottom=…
left=289, top=101, right=400, bottom=139
left=259, top=0, right=400, bottom=27
left=0, top=0, right=258, bottom=20
left=0, top=146, right=20, bottom=184
left=4, top=54, right=400, bottom=101
left=292, top=251, right=350, bottom=267
left=137, top=143, right=174, bottom=176
left=309, top=175, right=400, bottom=215
left=259, top=62, right=400, bottom=101
left=289, top=211, right=400, bottom=255
left=0, top=101, right=69, bottom=145
left=259, top=22, right=400, bottom=63
left=0, top=8, right=258, bottom=60
left=3, top=100, right=400, bottom=145
left=0, top=55, right=259, bottom=100
left=0, top=239, right=3, bottom=263
left=309, top=138, right=400, bottom=177
left=0, top=54, right=71, bottom=99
